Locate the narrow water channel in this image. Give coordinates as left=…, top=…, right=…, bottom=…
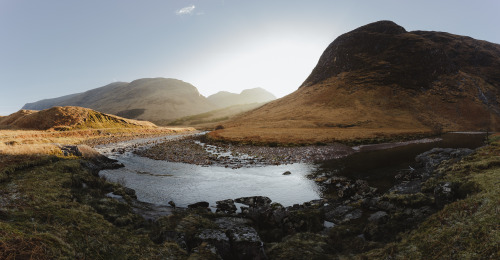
left=97, top=132, right=487, bottom=209
left=315, top=133, right=487, bottom=192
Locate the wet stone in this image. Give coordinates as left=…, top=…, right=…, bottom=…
left=188, top=201, right=210, bottom=209
left=216, top=199, right=237, bottom=214
left=235, top=196, right=272, bottom=207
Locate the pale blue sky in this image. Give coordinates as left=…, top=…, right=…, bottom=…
left=1, top=0, right=499, bottom=115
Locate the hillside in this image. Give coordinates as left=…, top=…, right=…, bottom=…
left=207, top=88, right=276, bottom=108
left=23, top=78, right=217, bottom=123
left=210, top=21, right=500, bottom=144
left=23, top=79, right=278, bottom=125
left=0, top=106, right=156, bottom=130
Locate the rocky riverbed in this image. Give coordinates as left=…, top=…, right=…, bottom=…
left=136, top=135, right=355, bottom=168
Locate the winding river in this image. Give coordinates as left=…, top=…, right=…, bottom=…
left=96, top=132, right=487, bottom=209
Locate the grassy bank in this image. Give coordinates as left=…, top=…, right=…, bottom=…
left=0, top=157, right=187, bottom=259
left=363, top=134, right=500, bottom=259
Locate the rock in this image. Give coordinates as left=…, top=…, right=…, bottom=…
left=416, top=148, right=473, bottom=175
left=216, top=199, right=237, bottom=214
left=168, top=200, right=176, bottom=208
left=188, top=201, right=210, bottom=209
left=195, top=229, right=231, bottom=259
left=282, top=171, right=291, bottom=175
left=235, top=196, right=272, bottom=207
left=368, top=211, right=388, bottom=224
left=325, top=205, right=362, bottom=224
left=227, top=226, right=266, bottom=260
left=434, top=182, right=458, bottom=208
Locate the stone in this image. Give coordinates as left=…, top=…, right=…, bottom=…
left=188, top=201, right=210, bottom=209
left=216, top=199, right=237, bottom=214
left=227, top=226, right=266, bottom=260
left=368, top=211, right=388, bottom=224
left=235, top=196, right=272, bottom=207
left=434, top=182, right=458, bottom=208
left=282, top=171, right=291, bottom=175
left=195, top=229, right=231, bottom=259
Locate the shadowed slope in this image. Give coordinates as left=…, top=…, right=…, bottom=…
left=211, top=21, right=500, bottom=144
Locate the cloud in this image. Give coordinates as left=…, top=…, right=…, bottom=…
left=176, top=5, right=195, bottom=15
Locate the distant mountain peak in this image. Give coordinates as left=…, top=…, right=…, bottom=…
left=207, top=88, right=276, bottom=108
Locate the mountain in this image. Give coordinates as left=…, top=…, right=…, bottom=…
left=209, top=21, right=500, bottom=144
left=0, top=106, right=156, bottom=130
left=23, top=78, right=276, bottom=125
left=207, top=88, right=276, bottom=108
left=23, top=78, right=217, bottom=123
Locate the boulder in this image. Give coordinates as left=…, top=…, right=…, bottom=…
left=235, top=196, right=272, bottom=207
left=216, top=199, right=237, bottom=214
left=188, top=201, right=210, bottom=209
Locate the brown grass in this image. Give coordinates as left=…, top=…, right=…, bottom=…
left=0, top=127, right=194, bottom=156
left=212, top=71, right=499, bottom=144
left=0, top=106, right=156, bottom=131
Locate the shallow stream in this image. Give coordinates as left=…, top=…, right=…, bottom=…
left=97, top=132, right=487, bottom=209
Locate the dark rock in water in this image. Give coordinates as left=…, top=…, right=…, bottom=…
left=282, top=171, right=291, bottom=175
left=216, top=199, right=237, bottom=214
left=188, top=201, right=210, bottom=209
left=235, top=196, right=272, bottom=207
left=168, top=200, right=176, bottom=208
left=434, top=182, right=458, bottom=208
left=123, top=187, right=136, bottom=198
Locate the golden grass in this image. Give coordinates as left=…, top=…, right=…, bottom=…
left=0, top=127, right=194, bottom=156
left=214, top=72, right=499, bottom=144
left=209, top=126, right=432, bottom=145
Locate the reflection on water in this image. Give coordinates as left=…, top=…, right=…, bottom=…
left=98, top=139, right=320, bottom=207
left=315, top=133, right=487, bottom=192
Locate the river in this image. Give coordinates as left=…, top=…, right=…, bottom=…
left=97, top=132, right=487, bottom=209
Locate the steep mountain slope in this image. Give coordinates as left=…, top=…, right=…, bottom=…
left=207, top=88, right=276, bottom=108
left=210, top=21, right=500, bottom=144
left=23, top=78, right=217, bottom=122
left=0, top=106, right=156, bottom=130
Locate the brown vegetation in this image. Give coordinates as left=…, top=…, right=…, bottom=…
left=0, top=106, right=156, bottom=131
left=212, top=21, right=500, bottom=144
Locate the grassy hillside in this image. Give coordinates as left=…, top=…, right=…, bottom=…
left=211, top=21, right=500, bottom=144
left=0, top=106, right=156, bottom=131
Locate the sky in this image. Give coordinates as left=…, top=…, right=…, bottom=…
left=1, top=0, right=499, bottom=115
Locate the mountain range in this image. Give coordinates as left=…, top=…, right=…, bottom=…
left=209, top=21, right=500, bottom=144
left=22, top=78, right=276, bottom=124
